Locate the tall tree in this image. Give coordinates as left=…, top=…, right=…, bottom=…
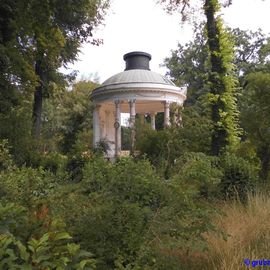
left=0, top=0, right=109, bottom=139
left=240, top=72, right=270, bottom=182
left=232, top=28, right=270, bottom=80
left=0, top=0, right=36, bottom=113
left=30, top=0, right=108, bottom=139
left=165, top=26, right=270, bottom=101
left=163, top=22, right=209, bottom=106
left=159, top=0, right=240, bottom=155
left=204, top=0, right=239, bottom=155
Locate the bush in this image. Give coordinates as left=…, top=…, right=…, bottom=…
left=171, top=152, right=222, bottom=199
left=219, top=153, right=258, bottom=202
left=136, top=128, right=170, bottom=166
left=40, top=152, right=68, bottom=175
left=66, top=152, right=93, bottom=182
left=0, top=140, right=14, bottom=171
left=56, top=157, right=217, bottom=270
left=0, top=203, right=96, bottom=270
left=76, top=157, right=162, bottom=268
left=0, top=166, right=57, bottom=207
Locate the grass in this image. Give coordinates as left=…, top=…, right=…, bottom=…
left=156, top=192, right=270, bottom=269
left=204, top=192, right=270, bottom=269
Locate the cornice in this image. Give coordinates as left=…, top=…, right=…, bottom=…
left=91, top=84, right=187, bottom=101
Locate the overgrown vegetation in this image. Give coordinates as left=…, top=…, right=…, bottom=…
left=1, top=0, right=270, bottom=269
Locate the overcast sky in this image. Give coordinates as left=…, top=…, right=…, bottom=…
left=65, top=0, right=270, bottom=83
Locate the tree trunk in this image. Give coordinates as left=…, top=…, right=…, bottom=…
left=204, top=0, right=228, bottom=156
left=32, top=60, right=44, bottom=139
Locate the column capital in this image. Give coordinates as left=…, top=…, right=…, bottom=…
left=128, top=99, right=136, bottom=104
left=114, top=99, right=121, bottom=105
left=162, top=100, right=170, bottom=106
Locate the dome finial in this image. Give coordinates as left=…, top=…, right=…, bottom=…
left=123, top=51, right=152, bottom=71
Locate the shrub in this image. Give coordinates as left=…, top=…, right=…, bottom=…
left=0, top=140, right=14, bottom=171
left=219, top=153, right=258, bottom=202
left=136, top=128, right=170, bottom=165
left=61, top=157, right=217, bottom=269
left=171, top=152, right=222, bottom=198
left=0, top=203, right=96, bottom=270
left=66, top=152, right=93, bottom=182
left=40, top=152, right=68, bottom=175
left=0, top=166, right=57, bottom=206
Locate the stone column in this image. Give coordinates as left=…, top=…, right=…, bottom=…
left=163, top=101, right=170, bottom=128
left=176, top=110, right=183, bottom=127
left=129, top=99, right=136, bottom=156
left=138, top=114, right=144, bottom=125
left=105, top=110, right=110, bottom=138
left=172, top=105, right=183, bottom=127
left=93, top=104, right=101, bottom=146
left=150, top=112, right=156, bottom=130
left=114, top=100, right=121, bottom=157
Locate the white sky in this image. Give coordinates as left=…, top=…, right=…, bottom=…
left=65, top=0, right=270, bottom=83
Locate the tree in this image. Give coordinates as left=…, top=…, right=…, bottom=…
left=240, top=72, right=270, bottom=182
left=204, top=0, right=240, bottom=155
left=232, top=28, right=270, bottom=78
left=30, top=0, right=108, bottom=139
left=0, top=0, right=109, bottom=139
left=159, top=0, right=240, bottom=155
left=164, top=26, right=270, bottom=106
left=57, top=80, right=98, bottom=155
left=164, top=23, right=209, bottom=106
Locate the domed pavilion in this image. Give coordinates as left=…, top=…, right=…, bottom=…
left=90, top=51, right=186, bottom=158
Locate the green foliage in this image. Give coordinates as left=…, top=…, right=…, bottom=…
left=0, top=166, right=56, bottom=206
left=204, top=0, right=241, bottom=155
left=0, top=214, right=96, bottom=269
left=240, top=72, right=270, bottom=181
left=121, top=126, right=131, bottom=150
left=162, top=1, right=242, bottom=155
left=164, top=22, right=209, bottom=106
left=0, top=163, right=64, bottom=240
left=136, top=107, right=212, bottom=177
left=58, top=81, right=97, bottom=155
left=232, top=28, right=270, bottom=78
left=0, top=140, right=14, bottom=171
left=0, top=98, right=34, bottom=166
left=136, top=127, right=170, bottom=166
left=0, top=203, right=27, bottom=236
left=172, top=107, right=212, bottom=154
left=50, top=157, right=217, bottom=269
left=164, top=25, right=270, bottom=105
left=3, top=1, right=270, bottom=269
left=40, top=152, right=68, bottom=177
left=219, top=153, right=258, bottom=202
left=66, top=152, right=93, bottom=182
left=0, top=0, right=109, bottom=139
left=171, top=152, right=222, bottom=198
left=0, top=160, right=96, bottom=269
